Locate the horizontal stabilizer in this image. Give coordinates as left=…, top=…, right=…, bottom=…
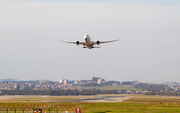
left=93, top=46, right=101, bottom=48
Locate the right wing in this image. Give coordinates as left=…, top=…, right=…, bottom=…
left=99, top=39, right=119, bottom=44
left=91, top=39, right=119, bottom=45
left=61, top=41, right=85, bottom=45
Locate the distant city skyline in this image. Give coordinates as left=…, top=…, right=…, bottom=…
left=0, top=78, right=180, bottom=84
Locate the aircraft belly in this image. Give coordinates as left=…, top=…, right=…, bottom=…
left=87, top=46, right=92, bottom=49
left=86, top=42, right=90, bottom=45
left=85, top=40, right=91, bottom=46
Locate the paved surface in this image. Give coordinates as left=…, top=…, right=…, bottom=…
left=0, top=95, right=131, bottom=103
left=43, top=96, right=131, bottom=103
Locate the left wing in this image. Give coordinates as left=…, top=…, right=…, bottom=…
left=61, top=41, right=85, bottom=45
left=91, top=39, right=119, bottom=45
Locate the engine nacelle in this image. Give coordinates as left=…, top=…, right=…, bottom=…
left=96, top=41, right=100, bottom=45
left=76, top=41, right=80, bottom=45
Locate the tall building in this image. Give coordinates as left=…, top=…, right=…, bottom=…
left=98, top=78, right=103, bottom=84
left=60, top=79, right=64, bottom=84
left=60, top=79, right=68, bottom=84
left=64, top=79, right=68, bottom=84
left=75, top=80, right=80, bottom=84
left=92, top=77, right=99, bottom=82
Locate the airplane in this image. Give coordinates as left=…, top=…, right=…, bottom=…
left=61, top=34, right=119, bottom=49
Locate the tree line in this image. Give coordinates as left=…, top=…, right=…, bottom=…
left=0, top=89, right=117, bottom=95
left=145, top=91, right=180, bottom=96
left=133, top=83, right=166, bottom=91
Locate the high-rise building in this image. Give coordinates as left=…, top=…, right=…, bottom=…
left=60, top=79, right=64, bottom=84
left=64, top=79, right=68, bottom=84
left=98, top=78, right=103, bottom=84
left=60, top=79, right=68, bottom=84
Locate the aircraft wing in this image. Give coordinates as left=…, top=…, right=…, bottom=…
left=61, top=41, right=85, bottom=45
left=92, top=39, right=119, bottom=45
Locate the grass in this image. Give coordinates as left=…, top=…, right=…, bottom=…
left=1, top=94, right=180, bottom=113
left=124, top=95, right=180, bottom=102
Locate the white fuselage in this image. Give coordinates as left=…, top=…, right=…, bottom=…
left=84, top=34, right=93, bottom=49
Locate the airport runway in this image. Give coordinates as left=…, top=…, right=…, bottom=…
left=42, top=96, right=131, bottom=103
left=0, top=95, right=131, bottom=103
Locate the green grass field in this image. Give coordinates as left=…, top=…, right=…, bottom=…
left=0, top=95, right=180, bottom=113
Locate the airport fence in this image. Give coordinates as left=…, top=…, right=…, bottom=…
left=0, top=108, right=78, bottom=113
left=0, top=104, right=80, bottom=113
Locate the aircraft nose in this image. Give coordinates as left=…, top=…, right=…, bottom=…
left=84, top=35, right=87, bottom=39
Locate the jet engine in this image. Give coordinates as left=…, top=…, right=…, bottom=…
left=76, top=41, right=80, bottom=45
left=96, top=41, right=100, bottom=45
